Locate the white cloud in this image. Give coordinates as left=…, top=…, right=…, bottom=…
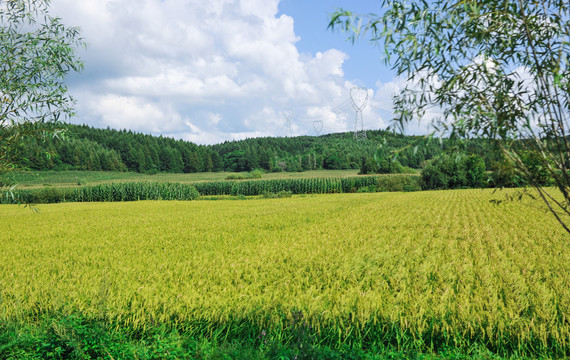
left=304, top=106, right=350, bottom=133
left=208, top=113, right=222, bottom=126
left=86, top=94, right=189, bottom=134
left=370, top=76, right=441, bottom=135
left=50, top=0, right=394, bottom=144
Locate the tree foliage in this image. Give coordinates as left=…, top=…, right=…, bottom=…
left=330, top=0, right=570, bottom=232
left=421, top=153, right=485, bottom=190
left=211, top=130, right=464, bottom=172
left=58, top=124, right=219, bottom=174
left=18, top=124, right=512, bottom=179
left=0, top=0, right=83, bottom=173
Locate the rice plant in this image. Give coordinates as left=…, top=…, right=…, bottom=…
left=0, top=189, right=567, bottom=357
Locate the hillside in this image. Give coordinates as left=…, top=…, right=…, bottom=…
left=14, top=124, right=500, bottom=174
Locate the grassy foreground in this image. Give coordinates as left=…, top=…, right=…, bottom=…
left=0, top=190, right=568, bottom=359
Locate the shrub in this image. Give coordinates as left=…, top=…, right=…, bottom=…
left=356, top=185, right=377, bottom=193
left=226, top=170, right=264, bottom=180
left=360, top=155, right=415, bottom=175
left=485, top=161, right=521, bottom=188
left=226, top=173, right=247, bottom=180
left=358, top=157, right=379, bottom=175
left=144, top=168, right=159, bottom=175
left=32, top=187, right=65, bottom=204
left=262, top=190, right=293, bottom=199
left=465, top=155, right=486, bottom=188
left=250, top=169, right=264, bottom=179
left=376, top=175, right=422, bottom=192
left=378, top=176, right=404, bottom=192
left=421, top=153, right=485, bottom=190
left=519, top=150, right=554, bottom=186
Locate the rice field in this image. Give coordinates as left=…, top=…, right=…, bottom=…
left=0, top=189, right=568, bottom=357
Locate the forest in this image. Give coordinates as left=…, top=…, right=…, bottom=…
left=14, top=124, right=504, bottom=175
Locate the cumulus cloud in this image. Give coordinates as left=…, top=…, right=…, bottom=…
left=50, top=0, right=399, bottom=144
left=85, top=94, right=189, bottom=134
left=369, top=73, right=446, bottom=135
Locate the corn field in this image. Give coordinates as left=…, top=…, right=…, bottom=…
left=195, top=174, right=420, bottom=196
left=0, top=189, right=568, bottom=357
left=0, top=175, right=421, bottom=204
left=1, top=182, right=200, bottom=204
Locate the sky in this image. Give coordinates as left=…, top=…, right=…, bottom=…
left=49, top=0, right=420, bottom=145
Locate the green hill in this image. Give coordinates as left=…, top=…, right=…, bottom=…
left=14, top=124, right=499, bottom=174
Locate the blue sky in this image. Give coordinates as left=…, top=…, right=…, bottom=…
left=50, top=0, right=416, bottom=145
left=278, top=0, right=392, bottom=87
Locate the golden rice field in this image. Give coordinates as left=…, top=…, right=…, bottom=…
left=0, top=189, right=568, bottom=356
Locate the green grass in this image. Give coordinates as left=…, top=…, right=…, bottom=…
left=1, top=170, right=371, bottom=189
left=0, top=313, right=532, bottom=359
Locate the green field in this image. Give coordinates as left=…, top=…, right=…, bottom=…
left=0, top=189, right=568, bottom=359
left=2, top=170, right=370, bottom=189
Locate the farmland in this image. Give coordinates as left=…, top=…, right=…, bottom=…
left=1, top=171, right=422, bottom=204
left=2, top=169, right=367, bottom=189
left=0, top=189, right=568, bottom=359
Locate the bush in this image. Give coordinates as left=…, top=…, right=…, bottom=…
left=356, top=185, right=377, bottom=193
left=226, top=170, right=264, bottom=180
left=262, top=190, right=293, bottom=198
left=465, top=155, right=486, bottom=188
left=358, top=157, right=379, bottom=175
left=144, top=168, right=159, bottom=175
left=485, top=161, right=521, bottom=188
left=32, top=187, right=65, bottom=204
left=250, top=169, right=264, bottom=179
left=421, top=153, right=485, bottom=190
left=376, top=175, right=422, bottom=192
left=485, top=152, right=555, bottom=189
left=519, top=150, right=554, bottom=186
left=401, top=177, right=423, bottom=192
left=378, top=176, right=404, bottom=192
left=226, top=173, right=247, bottom=180
left=360, top=156, right=415, bottom=175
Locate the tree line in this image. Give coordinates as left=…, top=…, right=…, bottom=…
left=15, top=125, right=221, bottom=173
left=13, top=124, right=513, bottom=177
left=210, top=131, right=450, bottom=172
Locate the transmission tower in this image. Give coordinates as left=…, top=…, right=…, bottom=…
left=313, top=120, right=323, bottom=135
left=350, top=87, right=368, bottom=140
left=282, top=108, right=294, bottom=137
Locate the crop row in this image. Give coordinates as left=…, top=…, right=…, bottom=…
left=1, top=189, right=568, bottom=357
left=1, top=182, right=200, bottom=204
left=0, top=175, right=421, bottom=204
left=195, top=174, right=420, bottom=196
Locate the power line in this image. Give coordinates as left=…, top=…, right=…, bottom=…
left=278, top=88, right=400, bottom=138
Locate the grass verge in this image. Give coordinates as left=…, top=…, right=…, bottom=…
left=0, top=313, right=541, bottom=360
